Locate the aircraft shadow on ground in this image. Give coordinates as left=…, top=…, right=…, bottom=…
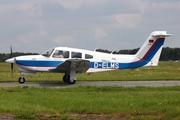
left=38, top=82, right=75, bottom=87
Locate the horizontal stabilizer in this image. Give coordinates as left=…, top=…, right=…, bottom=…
left=151, top=31, right=172, bottom=37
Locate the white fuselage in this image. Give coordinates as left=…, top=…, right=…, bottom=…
left=13, top=47, right=137, bottom=73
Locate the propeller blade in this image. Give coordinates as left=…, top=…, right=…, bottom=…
left=10, top=46, right=14, bottom=75
left=11, top=63, right=13, bottom=74
left=10, top=46, right=12, bottom=55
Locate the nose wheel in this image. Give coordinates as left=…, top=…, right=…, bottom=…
left=18, top=77, right=25, bottom=84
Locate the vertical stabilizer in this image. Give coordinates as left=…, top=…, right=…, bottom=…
left=135, top=31, right=172, bottom=66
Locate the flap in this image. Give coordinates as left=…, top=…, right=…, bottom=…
left=49, top=59, right=90, bottom=73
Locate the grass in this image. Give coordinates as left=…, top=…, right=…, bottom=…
left=1, top=62, right=180, bottom=119
left=0, top=86, right=180, bottom=119
left=0, top=61, right=180, bottom=82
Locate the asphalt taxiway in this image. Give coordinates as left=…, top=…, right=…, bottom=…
left=0, top=81, right=180, bottom=88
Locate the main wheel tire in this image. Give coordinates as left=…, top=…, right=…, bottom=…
left=18, top=77, right=25, bottom=84
left=63, top=74, right=70, bottom=83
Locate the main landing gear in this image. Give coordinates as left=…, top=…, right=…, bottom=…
left=63, top=73, right=76, bottom=84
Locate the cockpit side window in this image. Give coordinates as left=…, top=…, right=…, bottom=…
left=72, top=52, right=82, bottom=58
left=53, top=50, right=69, bottom=58
left=85, top=54, right=93, bottom=59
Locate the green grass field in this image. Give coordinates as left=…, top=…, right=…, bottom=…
left=0, top=62, right=180, bottom=119
left=1, top=86, right=180, bottom=120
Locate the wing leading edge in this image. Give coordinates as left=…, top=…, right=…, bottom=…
left=49, top=59, right=90, bottom=73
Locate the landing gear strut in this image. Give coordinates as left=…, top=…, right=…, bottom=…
left=18, top=77, right=25, bottom=84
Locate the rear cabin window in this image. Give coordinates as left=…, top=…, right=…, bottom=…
left=85, top=54, right=93, bottom=59
left=71, top=52, right=82, bottom=58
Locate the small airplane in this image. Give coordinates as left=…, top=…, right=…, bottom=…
left=6, top=31, right=172, bottom=84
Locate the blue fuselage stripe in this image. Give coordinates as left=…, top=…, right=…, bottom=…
left=16, top=61, right=63, bottom=67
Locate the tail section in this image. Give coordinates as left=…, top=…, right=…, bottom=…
left=135, top=31, right=172, bottom=66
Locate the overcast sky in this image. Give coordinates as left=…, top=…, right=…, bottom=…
left=0, top=0, right=179, bottom=53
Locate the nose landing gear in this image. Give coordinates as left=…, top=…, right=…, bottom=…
left=18, top=77, right=25, bottom=84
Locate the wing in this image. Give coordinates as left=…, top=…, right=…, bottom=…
left=49, top=59, right=90, bottom=73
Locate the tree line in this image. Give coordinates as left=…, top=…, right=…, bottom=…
left=96, top=47, right=180, bottom=61
left=0, top=47, right=180, bottom=62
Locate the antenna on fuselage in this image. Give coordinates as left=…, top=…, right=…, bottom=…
left=110, top=48, right=116, bottom=54
left=94, top=45, right=100, bottom=52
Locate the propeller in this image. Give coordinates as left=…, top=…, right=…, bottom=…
left=10, top=46, right=14, bottom=75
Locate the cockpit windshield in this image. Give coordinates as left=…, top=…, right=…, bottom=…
left=41, top=48, right=54, bottom=57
